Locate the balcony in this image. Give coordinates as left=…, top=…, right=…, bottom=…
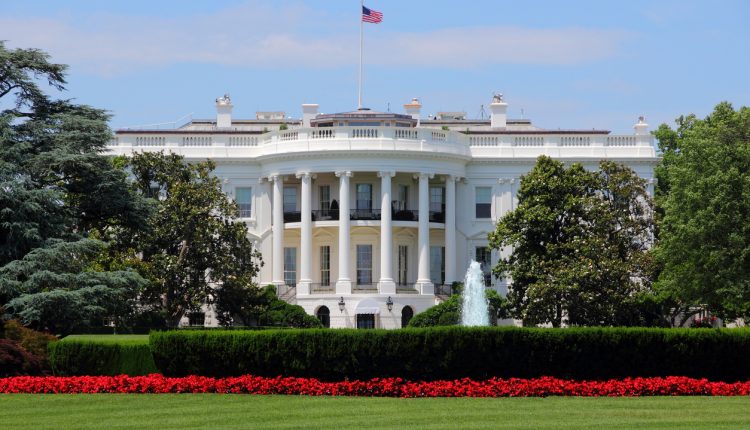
left=310, top=283, right=334, bottom=294
left=285, top=209, right=445, bottom=223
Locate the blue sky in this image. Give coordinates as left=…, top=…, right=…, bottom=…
left=3, top=0, right=748, bottom=133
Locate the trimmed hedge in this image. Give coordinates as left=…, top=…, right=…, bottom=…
left=151, top=327, right=750, bottom=381
left=48, top=339, right=158, bottom=376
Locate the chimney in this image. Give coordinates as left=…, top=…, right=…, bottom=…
left=404, top=98, right=422, bottom=123
left=215, top=94, right=233, bottom=128
left=634, top=116, right=649, bottom=136
left=302, top=104, right=319, bottom=127
left=489, top=93, right=507, bottom=129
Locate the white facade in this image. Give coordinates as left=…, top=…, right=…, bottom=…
left=109, top=95, right=658, bottom=329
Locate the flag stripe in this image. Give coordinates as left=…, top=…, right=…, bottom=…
left=362, top=6, right=383, bottom=23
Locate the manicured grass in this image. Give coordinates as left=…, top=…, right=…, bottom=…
left=61, top=335, right=149, bottom=344
left=1, top=395, right=750, bottom=429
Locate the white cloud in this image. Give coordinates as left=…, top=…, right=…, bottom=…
left=1, top=2, right=630, bottom=76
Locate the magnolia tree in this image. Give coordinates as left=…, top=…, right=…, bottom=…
left=489, top=156, right=655, bottom=327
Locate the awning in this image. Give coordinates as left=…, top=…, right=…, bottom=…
left=355, top=298, right=381, bottom=315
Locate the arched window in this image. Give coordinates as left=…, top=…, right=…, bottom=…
left=316, top=306, right=330, bottom=328
left=401, top=306, right=414, bottom=328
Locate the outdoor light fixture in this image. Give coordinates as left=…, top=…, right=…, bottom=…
left=386, top=296, right=393, bottom=312
left=338, top=296, right=345, bottom=312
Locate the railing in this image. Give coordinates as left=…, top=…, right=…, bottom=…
left=311, top=209, right=339, bottom=221
left=283, top=211, right=301, bottom=223
left=397, top=283, right=419, bottom=293
left=350, top=209, right=380, bottom=220
left=434, top=284, right=454, bottom=297
left=276, top=283, right=296, bottom=300
left=393, top=209, right=418, bottom=221
left=310, top=283, right=334, bottom=294
left=429, top=210, right=445, bottom=223
left=110, top=126, right=655, bottom=159
left=353, top=283, right=377, bottom=292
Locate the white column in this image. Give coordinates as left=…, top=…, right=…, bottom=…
left=297, top=172, right=312, bottom=295
left=336, top=171, right=353, bottom=294
left=378, top=171, right=396, bottom=294
left=271, top=175, right=284, bottom=285
left=416, top=172, right=434, bottom=294
left=444, top=175, right=457, bottom=285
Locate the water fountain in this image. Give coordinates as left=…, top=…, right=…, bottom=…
left=461, top=260, right=490, bottom=326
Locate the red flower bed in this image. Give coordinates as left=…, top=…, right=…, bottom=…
left=2, top=375, right=750, bottom=396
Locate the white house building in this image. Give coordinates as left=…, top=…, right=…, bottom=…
left=108, top=94, right=658, bottom=329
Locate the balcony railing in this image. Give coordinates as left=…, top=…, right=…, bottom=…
left=393, top=209, right=418, bottom=221
left=353, top=283, right=377, bottom=292
left=284, top=209, right=444, bottom=223
left=108, top=126, right=657, bottom=160
left=311, top=209, right=339, bottom=221
left=310, top=283, right=334, bottom=294
left=350, top=208, right=380, bottom=220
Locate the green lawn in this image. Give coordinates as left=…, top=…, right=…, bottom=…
left=1, top=395, right=749, bottom=429
left=60, top=334, right=149, bottom=344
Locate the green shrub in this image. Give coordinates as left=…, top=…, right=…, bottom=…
left=150, top=327, right=750, bottom=381
left=408, top=296, right=460, bottom=327
left=48, top=337, right=158, bottom=376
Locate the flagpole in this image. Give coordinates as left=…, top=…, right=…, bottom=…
left=358, top=0, right=363, bottom=109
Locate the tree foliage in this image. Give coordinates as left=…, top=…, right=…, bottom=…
left=0, top=239, right=146, bottom=335
left=653, top=102, right=750, bottom=321
left=489, top=156, right=654, bottom=327
left=108, top=152, right=263, bottom=327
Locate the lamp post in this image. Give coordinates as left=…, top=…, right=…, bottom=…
left=338, top=296, right=346, bottom=312
left=386, top=296, right=393, bottom=312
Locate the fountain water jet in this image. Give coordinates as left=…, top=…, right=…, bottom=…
left=461, top=260, right=490, bottom=326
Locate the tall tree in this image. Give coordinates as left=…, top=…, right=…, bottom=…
left=0, top=42, right=151, bottom=332
left=114, top=152, right=263, bottom=327
left=0, top=41, right=149, bottom=266
left=654, top=102, right=750, bottom=322
left=489, top=156, right=654, bottom=327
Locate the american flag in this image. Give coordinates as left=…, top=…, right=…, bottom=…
left=362, top=6, right=383, bottom=23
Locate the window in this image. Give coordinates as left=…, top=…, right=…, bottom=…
left=401, top=306, right=414, bottom=328
left=356, top=314, right=375, bottom=329
left=430, top=186, right=445, bottom=214
left=283, top=186, right=297, bottom=212
left=187, top=311, right=205, bottom=327
left=398, top=245, right=408, bottom=285
left=320, top=246, right=331, bottom=286
left=316, top=306, right=330, bottom=328
left=284, top=247, right=297, bottom=286
left=356, top=183, right=372, bottom=210
left=395, top=185, right=409, bottom=211
left=235, top=187, right=252, bottom=218
left=475, top=246, right=492, bottom=287
left=430, top=246, right=445, bottom=285
left=356, top=244, right=373, bottom=286
left=319, top=185, right=330, bottom=210
left=475, top=187, right=492, bottom=218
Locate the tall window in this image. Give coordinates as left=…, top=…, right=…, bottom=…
left=356, top=244, right=373, bottom=285
left=401, top=306, right=414, bottom=328
left=395, top=185, right=409, bottom=211
left=430, top=186, right=445, bottom=213
left=316, top=306, right=330, bottom=328
left=320, top=246, right=331, bottom=286
left=319, top=185, right=330, bottom=210
left=398, top=245, right=408, bottom=285
left=187, top=311, right=205, bottom=327
left=430, top=246, right=445, bottom=285
left=284, top=247, right=297, bottom=286
left=283, top=186, right=297, bottom=212
left=235, top=187, right=252, bottom=218
left=356, top=184, right=372, bottom=210
left=475, top=187, right=491, bottom=218
left=357, top=314, right=375, bottom=329
left=475, top=246, right=492, bottom=287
